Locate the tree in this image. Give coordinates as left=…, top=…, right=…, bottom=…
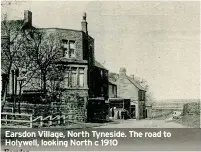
left=1, top=13, right=65, bottom=112
left=1, top=14, right=36, bottom=112
left=134, top=76, right=155, bottom=105
left=23, top=28, right=64, bottom=94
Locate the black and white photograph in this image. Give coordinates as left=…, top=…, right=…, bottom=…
left=1, top=0, right=201, bottom=151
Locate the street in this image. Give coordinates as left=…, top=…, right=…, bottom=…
left=98, top=119, right=187, bottom=128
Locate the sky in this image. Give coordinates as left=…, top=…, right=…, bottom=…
left=1, top=1, right=200, bottom=100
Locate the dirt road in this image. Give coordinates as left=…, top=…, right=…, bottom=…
left=98, top=119, right=188, bottom=128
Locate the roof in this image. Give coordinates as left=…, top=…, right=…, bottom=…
left=95, top=60, right=108, bottom=70
left=126, top=76, right=145, bottom=91
left=109, top=80, right=117, bottom=86
left=38, top=28, right=83, bottom=33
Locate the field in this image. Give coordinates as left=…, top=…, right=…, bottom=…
left=149, top=99, right=200, bottom=128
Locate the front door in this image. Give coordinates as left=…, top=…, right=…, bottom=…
left=131, top=105, right=136, bottom=119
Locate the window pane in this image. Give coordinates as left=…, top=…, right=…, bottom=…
left=62, top=40, right=68, bottom=48
left=64, top=48, right=69, bottom=58
left=70, top=49, right=75, bottom=58
left=64, top=73, right=69, bottom=87
left=69, top=41, right=75, bottom=58
left=70, top=41, right=75, bottom=49
left=79, top=68, right=84, bottom=74
left=72, top=73, right=77, bottom=87
left=79, top=73, right=84, bottom=88
left=63, top=44, right=68, bottom=49
left=78, top=68, right=84, bottom=88
left=71, top=68, right=77, bottom=87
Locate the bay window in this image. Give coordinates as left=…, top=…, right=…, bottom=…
left=63, top=67, right=86, bottom=88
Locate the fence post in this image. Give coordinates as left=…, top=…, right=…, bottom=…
left=58, top=115, right=60, bottom=125
left=40, top=116, right=43, bottom=127
left=49, top=115, right=52, bottom=126
left=63, top=115, right=65, bottom=124
left=5, top=114, right=8, bottom=125
left=30, top=115, right=33, bottom=128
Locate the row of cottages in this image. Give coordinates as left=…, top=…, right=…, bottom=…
left=1, top=10, right=146, bottom=122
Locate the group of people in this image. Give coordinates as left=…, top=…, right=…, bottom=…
left=109, top=107, right=129, bottom=119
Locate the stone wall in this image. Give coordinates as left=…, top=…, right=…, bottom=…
left=16, top=89, right=88, bottom=122
left=42, top=29, right=84, bottom=60
left=138, top=101, right=146, bottom=119
left=185, top=102, right=200, bottom=115
left=58, top=89, right=88, bottom=122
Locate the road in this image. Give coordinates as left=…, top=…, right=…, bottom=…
left=98, top=119, right=188, bottom=128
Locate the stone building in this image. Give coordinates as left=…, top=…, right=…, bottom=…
left=115, top=68, right=146, bottom=120
left=1, top=10, right=109, bottom=122
left=109, top=80, right=117, bottom=98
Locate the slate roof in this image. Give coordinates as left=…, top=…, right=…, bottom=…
left=95, top=60, right=108, bottom=70
left=126, top=76, right=146, bottom=91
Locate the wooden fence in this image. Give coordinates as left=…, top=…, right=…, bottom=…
left=1, top=112, right=32, bottom=128
left=1, top=112, right=83, bottom=128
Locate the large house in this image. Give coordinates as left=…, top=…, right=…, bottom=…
left=1, top=10, right=109, bottom=122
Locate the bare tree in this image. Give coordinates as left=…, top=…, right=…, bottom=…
left=23, top=29, right=64, bottom=94
left=1, top=14, right=30, bottom=112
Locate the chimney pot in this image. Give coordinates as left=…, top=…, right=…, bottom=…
left=83, top=12, right=87, bottom=21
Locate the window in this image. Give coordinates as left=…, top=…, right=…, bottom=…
left=79, top=68, right=84, bottom=88
left=62, top=40, right=76, bottom=59
left=139, top=91, right=145, bottom=101
left=63, top=67, right=85, bottom=88
left=100, top=70, right=103, bottom=77
left=69, top=41, right=75, bottom=58
left=141, top=91, right=144, bottom=100
left=112, top=86, right=115, bottom=94
left=62, top=40, right=68, bottom=58
left=71, top=68, right=77, bottom=87
left=64, top=72, right=69, bottom=87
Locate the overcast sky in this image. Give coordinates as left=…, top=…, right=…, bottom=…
left=1, top=1, right=200, bottom=100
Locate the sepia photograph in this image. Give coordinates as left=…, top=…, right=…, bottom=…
left=1, top=0, right=201, bottom=151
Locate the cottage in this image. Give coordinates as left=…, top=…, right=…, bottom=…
left=115, top=68, right=146, bottom=120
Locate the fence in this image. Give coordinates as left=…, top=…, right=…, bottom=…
left=1, top=112, right=85, bottom=128
left=1, top=112, right=32, bottom=128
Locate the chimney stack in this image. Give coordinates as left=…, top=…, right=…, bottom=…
left=119, top=68, right=127, bottom=77
left=24, top=10, right=32, bottom=27
left=131, top=74, right=134, bottom=79
left=81, top=12, right=88, bottom=34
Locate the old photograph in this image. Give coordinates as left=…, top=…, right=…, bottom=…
left=1, top=1, right=200, bottom=129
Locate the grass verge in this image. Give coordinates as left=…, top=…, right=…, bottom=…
left=173, top=114, right=200, bottom=128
